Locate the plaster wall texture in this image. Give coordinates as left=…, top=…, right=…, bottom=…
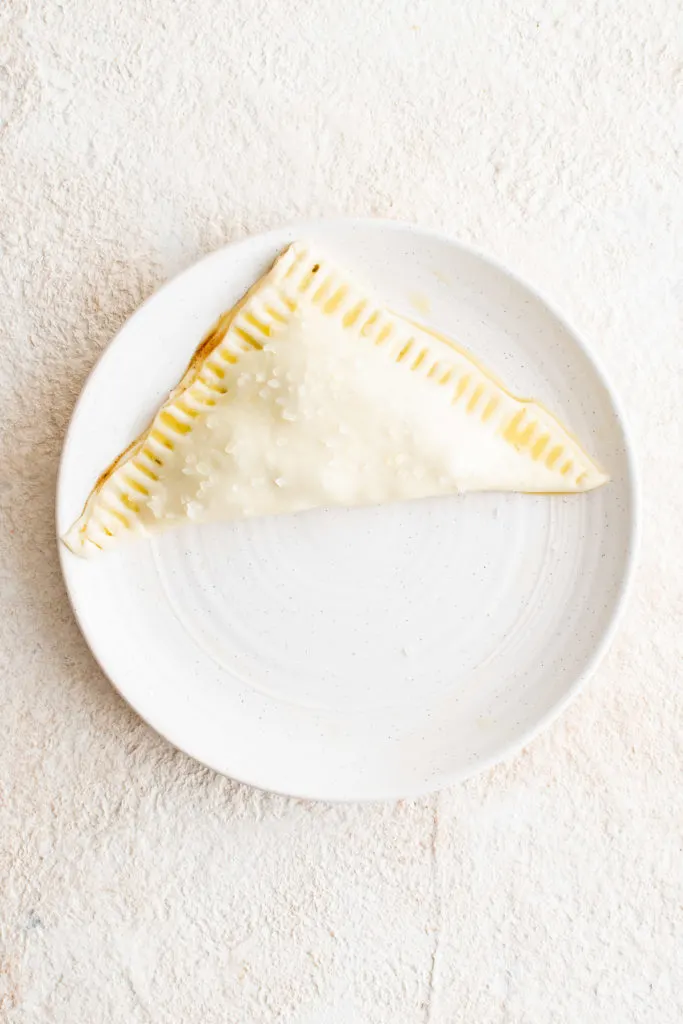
left=0, top=2, right=681, bottom=1022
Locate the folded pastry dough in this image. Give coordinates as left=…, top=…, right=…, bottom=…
left=63, top=243, right=608, bottom=556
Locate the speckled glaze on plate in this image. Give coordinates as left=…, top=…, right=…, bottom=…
left=56, top=220, right=638, bottom=801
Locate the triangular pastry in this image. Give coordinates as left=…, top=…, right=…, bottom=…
left=63, top=243, right=608, bottom=556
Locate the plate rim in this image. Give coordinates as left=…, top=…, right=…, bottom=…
left=56, top=217, right=641, bottom=801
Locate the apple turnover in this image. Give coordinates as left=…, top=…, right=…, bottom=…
left=63, top=243, right=607, bottom=556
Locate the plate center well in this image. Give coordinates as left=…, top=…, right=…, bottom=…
left=151, top=491, right=554, bottom=713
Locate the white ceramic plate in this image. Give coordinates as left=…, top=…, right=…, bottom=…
left=57, top=220, right=638, bottom=801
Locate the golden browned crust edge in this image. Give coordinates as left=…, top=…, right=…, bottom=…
left=73, top=251, right=284, bottom=526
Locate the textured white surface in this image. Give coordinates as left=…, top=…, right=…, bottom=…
left=0, top=0, right=681, bottom=1020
